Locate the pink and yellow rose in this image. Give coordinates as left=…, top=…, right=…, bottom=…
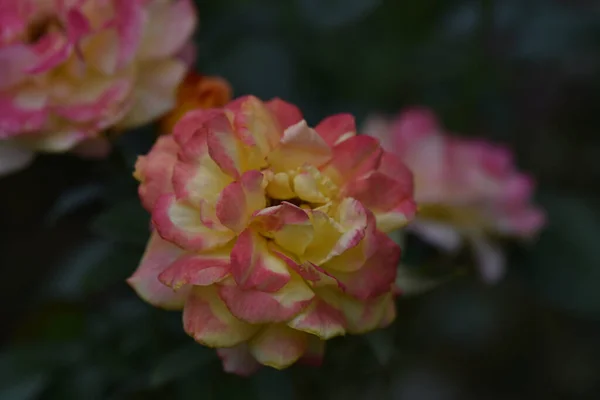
left=0, top=0, right=197, bottom=176
left=129, top=96, right=416, bottom=374
left=365, top=107, right=545, bottom=282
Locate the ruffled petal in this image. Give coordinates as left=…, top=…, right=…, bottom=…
left=206, top=111, right=249, bottom=179
left=117, top=59, right=186, bottom=128
left=219, top=274, right=314, bottom=324
left=0, top=92, right=48, bottom=138
left=249, top=324, right=308, bottom=369
left=135, top=135, right=178, bottom=211
left=152, top=194, right=235, bottom=251
left=183, top=286, right=259, bottom=348
left=329, top=231, right=400, bottom=300
left=127, top=232, right=190, bottom=310
left=216, top=170, right=266, bottom=234
left=321, top=135, right=382, bottom=186
left=217, top=344, right=261, bottom=376
left=228, top=95, right=282, bottom=157
left=303, top=210, right=344, bottom=265
left=338, top=292, right=395, bottom=334
left=315, top=113, right=356, bottom=147
left=27, top=31, right=72, bottom=74
left=172, top=153, right=233, bottom=208
left=267, top=120, right=332, bottom=172
left=139, top=0, right=197, bottom=60
left=252, top=203, right=314, bottom=255
left=53, top=79, right=131, bottom=124
left=265, top=98, right=303, bottom=130
left=158, top=248, right=231, bottom=290
left=112, top=0, right=144, bottom=68
left=287, top=297, right=346, bottom=340
left=230, top=229, right=291, bottom=292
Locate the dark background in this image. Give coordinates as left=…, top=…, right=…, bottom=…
left=1, top=0, right=599, bottom=399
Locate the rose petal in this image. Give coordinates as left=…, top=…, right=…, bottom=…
left=152, top=194, right=234, bottom=251
left=127, top=232, right=190, bottom=310
left=216, top=170, right=266, bottom=234
left=230, top=229, right=291, bottom=292
left=249, top=324, right=308, bottom=369
left=217, top=344, right=261, bottom=376
left=219, top=274, right=314, bottom=324
left=321, top=135, right=382, bottom=185
left=252, top=202, right=314, bottom=255
left=117, top=59, right=186, bottom=128
left=268, top=120, right=332, bottom=172
left=27, top=31, right=72, bottom=74
left=184, top=286, right=259, bottom=348
left=303, top=210, right=343, bottom=265
left=204, top=111, right=256, bottom=179
left=315, top=113, right=356, bottom=147
left=139, top=0, right=197, bottom=60
left=287, top=297, right=346, bottom=340
left=113, top=0, right=144, bottom=68
left=329, top=232, right=400, bottom=300
left=135, top=135, right=179, bottom=211
left=228, top=95, right=282, bottom=157
left=172, top=153, right=233, bottom=207
left=265, top=98, right=303, bottom=130
left=158, top=249, right=231, bottom=290
left=338, top=292, right=395, bottom=334
left=0, top=93, right=48, bottom=138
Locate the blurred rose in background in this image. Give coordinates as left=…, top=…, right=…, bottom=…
left=365, top=108, right=545, bottom=282
left=0, top=0, right=196, bottom=175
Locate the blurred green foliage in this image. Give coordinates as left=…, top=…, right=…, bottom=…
left=1, top=0, right=600, bottom=399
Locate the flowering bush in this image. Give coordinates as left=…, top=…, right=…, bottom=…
left=365, top=108, right=545, bottom=282
left=129, top=96, right=416, bottom=374
left=0, top=0, right=197, bottom=176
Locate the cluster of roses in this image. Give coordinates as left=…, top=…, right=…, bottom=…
left=0, top=0, right=544, bottom=375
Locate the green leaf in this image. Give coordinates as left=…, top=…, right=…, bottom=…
left=82, top=244, right=143, bottom=294
left=213, top=372, right=259, bottom=400
left=395, top=265, right=452, bottom=297
left=91, top=198, right=150, bottom=247
left=41, top=239, right=116, bottom=301
left=149, top=343, right=215, bottom=387
left=45, top=183, right=105, bottom=226
left=0, top=373, right=48, bottom=400
left=297, top=0, right=382, bottom=30
left=364, top=330, right=395, bottom=366
left=253, top=368, right=294, bottom=400
left=524, top=191, right=600, bottom=319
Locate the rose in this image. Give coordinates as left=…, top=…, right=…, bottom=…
left=129, top=96, right=416, bottom=374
